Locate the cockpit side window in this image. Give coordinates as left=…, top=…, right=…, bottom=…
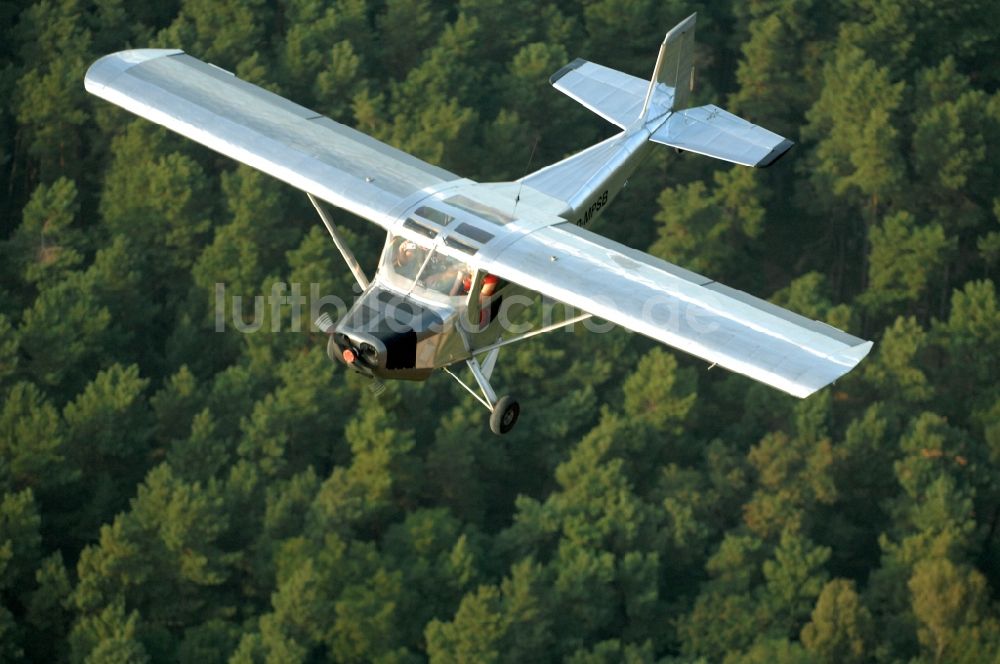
left=419, top=253, right=471, bottom=297
left=382, top=234, right=472, bottom=302
left=389, top=236, right=429, bottom=280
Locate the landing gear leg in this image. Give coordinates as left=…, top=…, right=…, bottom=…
left=467, top=355, right=520, bottom=435
left=443, top=352, right=520, bottom=435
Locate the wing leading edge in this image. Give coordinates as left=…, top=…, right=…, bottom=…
left=85, top=49, right=459, bottom=229
left=478, top=222, right=871, bottom=398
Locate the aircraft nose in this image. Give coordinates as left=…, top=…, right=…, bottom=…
left=357, top=341, right=380, bottom=365
left=329, top=332, right=384, bottom=375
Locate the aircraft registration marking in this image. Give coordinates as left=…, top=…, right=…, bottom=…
left=575, top=189, right=608, bottom=226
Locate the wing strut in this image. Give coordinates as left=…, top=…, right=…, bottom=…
left=308, top=193, right=370, bottom=290
left=472, top=311, right=593, bottom=355
left=443, top=364, right=494, bottom=412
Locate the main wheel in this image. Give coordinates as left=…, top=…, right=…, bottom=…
left=489, top=395, right=520, bottom=435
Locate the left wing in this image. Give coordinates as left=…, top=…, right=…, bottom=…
left=476, top=221, right=871, bottom=398
left=85, top=50, right=459, bottom=229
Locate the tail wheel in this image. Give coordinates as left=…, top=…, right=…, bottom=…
left=490, top=395, right=520, bottom=435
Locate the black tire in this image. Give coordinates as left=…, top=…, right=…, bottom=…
left=489, top=395, right=520, bottom=435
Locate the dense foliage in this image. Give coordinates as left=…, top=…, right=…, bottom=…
left=2, top=0, right=1000, bottom=661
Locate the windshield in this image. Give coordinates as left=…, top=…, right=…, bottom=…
left=382, top=235, right=472, bottom=302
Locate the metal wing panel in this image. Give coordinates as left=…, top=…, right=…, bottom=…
left=651, top=104, right=793, bottom=168
left=550, top=59, right=654, bottom=128
left=478, top=222, right=871, bottom=398
left=85, top=50, right=458, bottom=228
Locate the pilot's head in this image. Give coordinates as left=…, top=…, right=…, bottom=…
left=395, top=240, right=419, bottom=266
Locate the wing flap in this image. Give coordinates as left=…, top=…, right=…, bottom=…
left=85, top=49, right=458, bottom=228
left=479, top=223, right=870, bottom=397
left=651, top=104, right=793, bottom=167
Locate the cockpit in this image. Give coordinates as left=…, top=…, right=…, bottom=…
left=329, top=197, right=515, bottom=382
left=380, top=234, right=473, bottom=303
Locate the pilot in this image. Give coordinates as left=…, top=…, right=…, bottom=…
left=424, top=258, right=468, bottom=295
left=393, top=239, right=425, bottom=278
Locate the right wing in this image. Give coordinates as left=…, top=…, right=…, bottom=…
left=478, top=222, right=871, bottom=398
left=85, top=50, right=459, bottom=229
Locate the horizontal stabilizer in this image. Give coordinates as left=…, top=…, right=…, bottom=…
left=550, top=58, right=654, bottom=128
left=651, top=104, right=793, bottom=167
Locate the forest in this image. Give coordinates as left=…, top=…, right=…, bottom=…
left=2, top=0, right=1000, bottom=661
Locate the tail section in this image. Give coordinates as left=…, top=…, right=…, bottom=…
left=548, top=14, right=696, bottom=128
left=520, top=13, right=792, bottom=225
left=650, top=104, right=794, bottom=168
left=641, top=13, right=696, bottom=118
left=548, top=59, right=651, bottom=129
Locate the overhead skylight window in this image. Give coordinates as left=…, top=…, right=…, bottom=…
left=444, top=195, right=516, bottom=226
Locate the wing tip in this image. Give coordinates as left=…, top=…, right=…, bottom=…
left=792, top=340, right=874, bottom=398
left=840, top=339, right=875, bottom=365
left=85, top=49, right=184, bottom=93
left=549, top=58, right=586, bottom=86
left=756, top=138, right=795, bottom=168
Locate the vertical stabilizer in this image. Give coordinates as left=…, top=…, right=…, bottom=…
left=528, top=11, right=791, bottom=226
left=641, top=13, right=696, bottom=118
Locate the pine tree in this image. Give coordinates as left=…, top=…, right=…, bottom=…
left=8, top=177, right=85, bottom=290
left=650, top=167, right=767, bottom=284
left=800, top=579, right=874, bottom=664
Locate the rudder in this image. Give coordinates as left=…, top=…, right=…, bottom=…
left=641, top=13, right=697, bottom=118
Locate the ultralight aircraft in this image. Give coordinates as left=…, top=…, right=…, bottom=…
left=85, top=14, right=872, bottom=434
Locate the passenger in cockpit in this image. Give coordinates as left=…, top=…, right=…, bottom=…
left=423, top=254, right=468, bottom=296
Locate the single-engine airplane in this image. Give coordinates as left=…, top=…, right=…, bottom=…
left=86, top=14, right=872, bottom=434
